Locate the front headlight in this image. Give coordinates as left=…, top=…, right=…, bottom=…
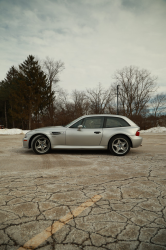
left=24, top=131, right=31, bottom=138
left=24, top=132, right=29, bottom=138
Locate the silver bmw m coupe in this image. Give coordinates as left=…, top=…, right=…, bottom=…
left=23, top=114, right=142, bottom=156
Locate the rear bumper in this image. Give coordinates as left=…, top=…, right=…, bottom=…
left=130, top=136, right=142, bottom=148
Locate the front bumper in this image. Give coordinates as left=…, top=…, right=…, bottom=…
left=130, top=136, right=142, bottom=148
left=23, top=137, right=29, bottom=148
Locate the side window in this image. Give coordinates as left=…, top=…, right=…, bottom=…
left=70, top=119, right=84, bottom=128
left=82, top=117, right=104, bottom=129
left=105, top=117, right=130, bottom=128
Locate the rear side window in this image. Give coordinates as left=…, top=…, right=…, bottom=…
left=104, top=117, right=130, bottom=128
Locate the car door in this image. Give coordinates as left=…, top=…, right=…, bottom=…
left=66, top=117, right=104, bottom=146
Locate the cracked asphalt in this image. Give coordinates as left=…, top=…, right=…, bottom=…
left=0, top=133, right=166, bottom=250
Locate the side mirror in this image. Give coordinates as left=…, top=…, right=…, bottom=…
left=77, top=125, right=83, bottom=131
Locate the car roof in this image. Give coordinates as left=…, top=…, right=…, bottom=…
left=79, top=114, right=127, bottom=119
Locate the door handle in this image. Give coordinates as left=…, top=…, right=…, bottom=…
left=94, top=131, right=101, bottom=134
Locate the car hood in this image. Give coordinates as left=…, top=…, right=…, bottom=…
left=33, top=126, right=66, bottom=132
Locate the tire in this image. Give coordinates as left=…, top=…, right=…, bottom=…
left=109, top=135, right=130, bottom=156
left=32, top=135, right=50, bottom=154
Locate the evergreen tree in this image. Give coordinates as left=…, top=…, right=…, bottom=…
left=0, top=80, right=7, bottom=127
left=0, top=66, right=18, bottom=127
left=11, top=55, right=53, bottom=129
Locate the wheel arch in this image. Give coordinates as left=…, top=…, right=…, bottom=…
left=29, top=133, right=51, bottom=148
left=107, top=134, right=133, bottom=149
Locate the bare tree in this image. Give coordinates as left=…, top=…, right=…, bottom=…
left=56, top=88, right=69, bottom=106
left=42, top=57, right=65, bottom=124
left=150, top=93, right=166, bottom=117
left=43, top=57, right=65, bottom=93
left=53, top=89, right=76, bottom=126
left=72, top=90, right=89, bottom=117
left=86, top=83, right=113, bottom=114
left=112, top=66, right=157, bottom=117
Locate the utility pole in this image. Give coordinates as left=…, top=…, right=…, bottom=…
left=117, top=85, right=119, bottom=115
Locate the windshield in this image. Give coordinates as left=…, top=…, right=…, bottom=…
left=64, top=118, right=80, bottom=127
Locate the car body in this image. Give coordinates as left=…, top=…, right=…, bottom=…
left=23, top=114, right=142, bottom=156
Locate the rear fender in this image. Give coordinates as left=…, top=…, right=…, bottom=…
left=107, top=134, right=133, bottom=149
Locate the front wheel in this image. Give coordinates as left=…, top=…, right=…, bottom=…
left=109, top=135, right=130, bottom=156
left=32, top=135, right=51, bottom=154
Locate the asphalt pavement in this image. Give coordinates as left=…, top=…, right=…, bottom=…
left=0, top=134, right=166, bottom=250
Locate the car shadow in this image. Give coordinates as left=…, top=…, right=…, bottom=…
left=12, top=148, right=141, bottom=157
left=13, top=148, right=110, bottom=156
left=50, top=149, right=110, bottom=156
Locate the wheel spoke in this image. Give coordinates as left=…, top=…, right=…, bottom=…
left=121, top=146, right=126, bottom=151
left=116, top=147, right=120, bottom=152
left=117, top=139, right=121, bottom=144
left=43, top=139, right=47, bottom=145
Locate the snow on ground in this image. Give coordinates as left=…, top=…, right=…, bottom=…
left=0, top=129, right=30, bottom=135
left=0, top=126, right=166, bottom=135
left=141, top=127, right=166, bottom=133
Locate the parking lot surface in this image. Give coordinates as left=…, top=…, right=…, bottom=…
left=0, top=134, right=166, bottom=250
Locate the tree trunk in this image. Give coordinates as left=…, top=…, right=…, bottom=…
left=21, top=119, right=24, bottom=130
left=5, top=101, right=8, bottom=128
left=11, top=105, right=15, bottom=128
left=29, top=113, right=31, bottom=130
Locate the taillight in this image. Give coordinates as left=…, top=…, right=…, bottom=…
left=135, top=131, right=140, bottom=136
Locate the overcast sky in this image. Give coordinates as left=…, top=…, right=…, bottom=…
left=0, top=0, right=166, bottom=94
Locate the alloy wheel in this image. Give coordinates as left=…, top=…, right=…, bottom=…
left=34, top=137, right=50, bottom=154
left=112, top=138, right=129, bottom=155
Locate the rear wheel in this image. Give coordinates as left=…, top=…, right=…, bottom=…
left=109, top=135, right=130, bottom=156
left=32, top=135, right=50, bottom=154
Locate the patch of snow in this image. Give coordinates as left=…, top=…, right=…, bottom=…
left=0, top=129, right=30, bottom=135
left=141, top=127, right=166, bottom=133
left=1, top=126, right=166, bottom=135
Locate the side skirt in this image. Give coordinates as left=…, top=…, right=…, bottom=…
left=51, top=145, right=107, bottom=150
